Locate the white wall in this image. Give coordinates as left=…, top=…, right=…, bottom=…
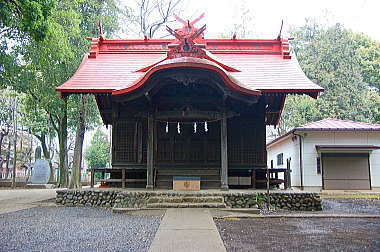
left=268, top=130, right=380, bottom=190
left=267, top=135, right=300, bottom=186
left=368, top=132, right=380, bottom=187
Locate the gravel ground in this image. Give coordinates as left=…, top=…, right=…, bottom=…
left=0, top=206, right=162, bottom=252
left=215, top=218, right=380, bottom=252
left=263, top=198, right=380, bottom=215
left=321, top=198, right=380, bottom=214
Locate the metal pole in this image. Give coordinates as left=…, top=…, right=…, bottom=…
left=266, top=166, right=270, bottom=210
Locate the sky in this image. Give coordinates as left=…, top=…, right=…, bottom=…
left=130, top=0, right=380, bottom=41
left=86, top=0, right=379, bottom=150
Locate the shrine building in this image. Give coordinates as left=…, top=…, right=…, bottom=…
left=57, top=15, right=323, bottom=190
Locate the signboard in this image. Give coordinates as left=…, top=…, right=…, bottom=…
left=31, top=160, right=50, bottom=184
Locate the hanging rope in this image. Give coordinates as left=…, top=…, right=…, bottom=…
left=177, top=122, right=181, bottom=134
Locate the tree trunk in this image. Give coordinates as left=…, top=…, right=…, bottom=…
left=0, top=128, right=9, bottom=179
left=58, top=97, right=68, bottom=187
left=69, top=95, right=86, bottom=189
left=5, top=140, right=11, bottom=179
left=12, top=107, right=17, bottom=188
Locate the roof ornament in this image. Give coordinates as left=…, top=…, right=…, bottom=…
left=166, top=13, right=207, bottom=59
left=276, top=20, right=283, bottom=40
left=98, top=21, right=106, bottom=41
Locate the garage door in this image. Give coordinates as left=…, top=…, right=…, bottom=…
left=322, top=153, right=371, bottom=190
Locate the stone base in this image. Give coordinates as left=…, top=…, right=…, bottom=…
left=220, top=185, right=229, bottom=191
left=26, top=184, right=55, bottom=189
left=55, top=190, right=322, bottom=211
left=146, top=185, right=154, bottom=190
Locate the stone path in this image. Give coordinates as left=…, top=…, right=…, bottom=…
left=0, top=189, right=56, bottom=214
left=149, top=208, right=226, bottom=252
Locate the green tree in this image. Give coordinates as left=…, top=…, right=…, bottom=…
left=67, top=0, right=120, bottom=188
left=354, top=33, right=380, bottom=91
left=1, top=0, right=120, bottom=187
left=278, top=20, right=380, bottom=134
left=0, top=0, right=54, bottom=41
left=85, top=129, right=110, bottom=169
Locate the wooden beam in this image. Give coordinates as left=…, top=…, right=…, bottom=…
left=146, top=115, right=154, bottom=189
left=251, top=169, right=256, bottom=189
left=220, top=114, right=229, bottom=190
left=154, top=110, right=238, bottom=120
left=152, top=96, right=223, bottom=105
left=225, top=90, right=259, bottom=105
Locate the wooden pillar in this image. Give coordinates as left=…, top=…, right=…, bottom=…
left=220, top=116, right=229, bottom=190
left=251, top=169, right=256, bottom=189
left=146, top=115, right=154, bottom=189
left=285, top=158, right=291, bottom=189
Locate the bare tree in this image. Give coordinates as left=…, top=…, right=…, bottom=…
left=219, top=0, right=255, bottom=39
left=122, top=0, right=185, bottom=38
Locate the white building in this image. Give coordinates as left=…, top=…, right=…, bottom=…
left=267, top=118, right=380, bottom=191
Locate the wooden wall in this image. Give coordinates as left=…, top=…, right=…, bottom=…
left=111, top=114, right=266, bottom=169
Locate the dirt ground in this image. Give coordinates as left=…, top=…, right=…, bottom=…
left=215, top=217, right=380, bottom=252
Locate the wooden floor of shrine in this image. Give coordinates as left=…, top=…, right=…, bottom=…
left=90, top=167, right=290, bottom=190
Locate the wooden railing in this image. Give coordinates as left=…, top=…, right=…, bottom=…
left=90, top=167, right=291, bottom=189
left=90, top=168, right=146, bottom=188
left=251, top=168, right=291, bottom=189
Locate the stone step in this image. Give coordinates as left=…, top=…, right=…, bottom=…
left=146, top=202, right=227, bottom=208
left=147, top=196, right=224, bottom=204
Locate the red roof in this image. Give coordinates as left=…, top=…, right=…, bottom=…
left=56, top=15, right=323, bottom=126
left=57, top=48, right=322, bottom=96
left=297, top=118, right=380, bottom=131
left=56, top=17, right=323, bottom=97
left=267, top=118, right=380, bottom=147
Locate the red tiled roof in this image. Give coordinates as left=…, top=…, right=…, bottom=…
left=297, top=118, right=380, bottom=131
left=267, top=118, right=380, bottom=147
left=56, top=16, right=323, bottom=127
left=56, top=38, right=323, bottom=96
left=315, top=145, right=380, bottom=150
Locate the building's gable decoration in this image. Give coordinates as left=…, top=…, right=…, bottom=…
left=56, top=14, right=324, bottom=125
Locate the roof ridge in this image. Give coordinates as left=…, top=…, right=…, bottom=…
left=296, top=118, right=380, bottom=129
left=324, top=118, right=380, bottom=127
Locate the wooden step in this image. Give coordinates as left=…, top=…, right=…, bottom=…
left=147, top=196, right=224, bottom=204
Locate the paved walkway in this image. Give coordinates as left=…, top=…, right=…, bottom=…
left=149, top=208, right=226, bottom=252
left=0, top=189, right=56, bottom=214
